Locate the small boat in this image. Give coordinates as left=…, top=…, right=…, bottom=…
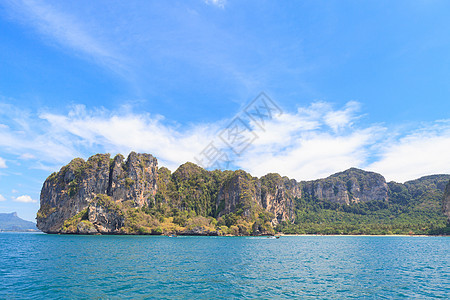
left=168, top=234, right=177, bottom=238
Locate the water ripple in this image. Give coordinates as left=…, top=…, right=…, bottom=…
left=0, top=234, right=449, bottom=299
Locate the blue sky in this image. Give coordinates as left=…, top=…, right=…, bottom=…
left=1, top=0, right=450, bottom=222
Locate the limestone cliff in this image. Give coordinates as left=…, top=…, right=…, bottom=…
left=260, top=173, right=300, bottom=223
left=37, top=152, right=157, bottom=233
left=216, top=170, right=260, bottom=218
left=215, top=171, right=298, bottom=224
left=38, top=152, right=447, bottom=235
left=301, top=168, right=389, bottom=204
left=37, top=153, right=298, bottom=234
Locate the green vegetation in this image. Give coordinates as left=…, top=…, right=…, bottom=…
left=168, top=163, right=233, bottom=216
left=67, top=180, right=78, bottom=197
left=120, top=204, right=220, bottom=235
left=61, top=208, right=89, bottom=232
left=276, top=176, right=450, bottom=235
left=36, top=203, right=56, bottom=219
left=93, top=194, right=122, bottom=213
left=125, top=177, right=135, bottom=188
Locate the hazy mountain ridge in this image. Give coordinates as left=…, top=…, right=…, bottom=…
left=0, top=212, right=38, bottom=232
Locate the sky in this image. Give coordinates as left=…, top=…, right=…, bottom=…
left=1, top=0, right=450, bottom=222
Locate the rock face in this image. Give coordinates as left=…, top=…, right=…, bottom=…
left=301, top=168, right=389, bottom=204
left=108, top=152, right=158, bottom=207
left=39, top=152, right=447, bottom=235
left=37, top=152, right=157, bottom=233
left=444, top=181, right=450, bottom=223
left=37, top=152, right=300, bottom=234
left=215, top=171, right=299, bottom=224
left=216, top=170, right=260, bottom=218
left=260, top=173, right=300, bottom=223
left=87, top=200, right=124, bottom=233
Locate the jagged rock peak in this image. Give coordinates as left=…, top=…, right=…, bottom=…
left=37, top=152, right=158, bottom=233
left=301, top=167, right=389, bottom=204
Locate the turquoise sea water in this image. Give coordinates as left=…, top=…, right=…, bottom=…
left=0, top=233, right=449, bottom=299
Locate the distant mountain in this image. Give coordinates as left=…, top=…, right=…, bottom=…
left=0, top=212, right=38, bottom=232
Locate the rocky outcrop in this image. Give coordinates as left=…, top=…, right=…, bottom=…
left=301, top=168, right=389, bottom=204
left=444, top=181, right=450, bottom=223
left=260, top=173, right=300, bottom=224
left=37, top=152, right=157, bottom=233
left=76, top=221, right=98, bottom=234
left=38, top=152, right=448, bottom=235
left=87, top=195, right=124, bottom=233
left=215, top=171, right=298, bottom=224
left=108, top=152, right=158, bottom=206
left=216, top=170, right=260, bottom=218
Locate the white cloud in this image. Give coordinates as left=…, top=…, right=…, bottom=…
left=0, top=194, right=6, bottom=201
left=205, top=0, right=226, bottom=9
left=15, top=195, right=37, bottom=203
left=0, top=157, right=6, bottom=168
left=234, top=102, right=382, bottom=180
left=39, top=105, right=221, bottom=171
left=19, top=153, right=36, bottom=160
left=324, top=101, right=361, bottom=132
left=367, top=121, right=450, bottom=182
left=0, top=100, right=449, bottom=182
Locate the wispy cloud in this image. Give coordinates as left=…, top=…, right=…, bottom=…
left=0, top=194, right=6, bottom=202
left=204, top=0, right=227, bottom=9
left=1, top=1, right=300, bottom=100
left=0, top=101, right=80, bottom=169
left=367, top=120, right=450, bottom=182
left=3, top=0, right=128, bottom=76
left=14, top=195, right=37, bottom=203
left=39, top=105, right=221, bottom=171
left=19, top=153, right=35, bottom=160
left=0, top=100, right=449, bottom=182
left=324, top=101, right=362, bottom=133
left=0, top=157, right=6, bottom=168
left=234, top=102, right=382, bottom=180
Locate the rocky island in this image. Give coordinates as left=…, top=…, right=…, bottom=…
left=37, top=152, right=450, bottom=235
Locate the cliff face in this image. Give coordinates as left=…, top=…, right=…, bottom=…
left=260, top=173, right=300, bottom=223
left=37, top=153, right=298, bottom=233
left=108, top=152, right=158, bottom=206
left=444, top=181, right=450, bottom=222
left=37, top=152, right=157, bottom=233
left=37, top=152, right=448, bottom=235
left=215, top=171, right=298, bottom=224
left=216, top=170, right=259, bottom=218
left=301, top=168, right=389, bottom=204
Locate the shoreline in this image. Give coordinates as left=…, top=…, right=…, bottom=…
left=7, top=231, right=446, bottom=237
left=276, top=233, right=441, bottom=237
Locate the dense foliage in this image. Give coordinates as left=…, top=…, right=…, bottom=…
left=115, top=173, right=450, bottom=236
left=277, top=175, right=450, bottom=235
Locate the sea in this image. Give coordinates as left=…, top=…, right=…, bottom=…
left=0, top=233, right=449, bottom=299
